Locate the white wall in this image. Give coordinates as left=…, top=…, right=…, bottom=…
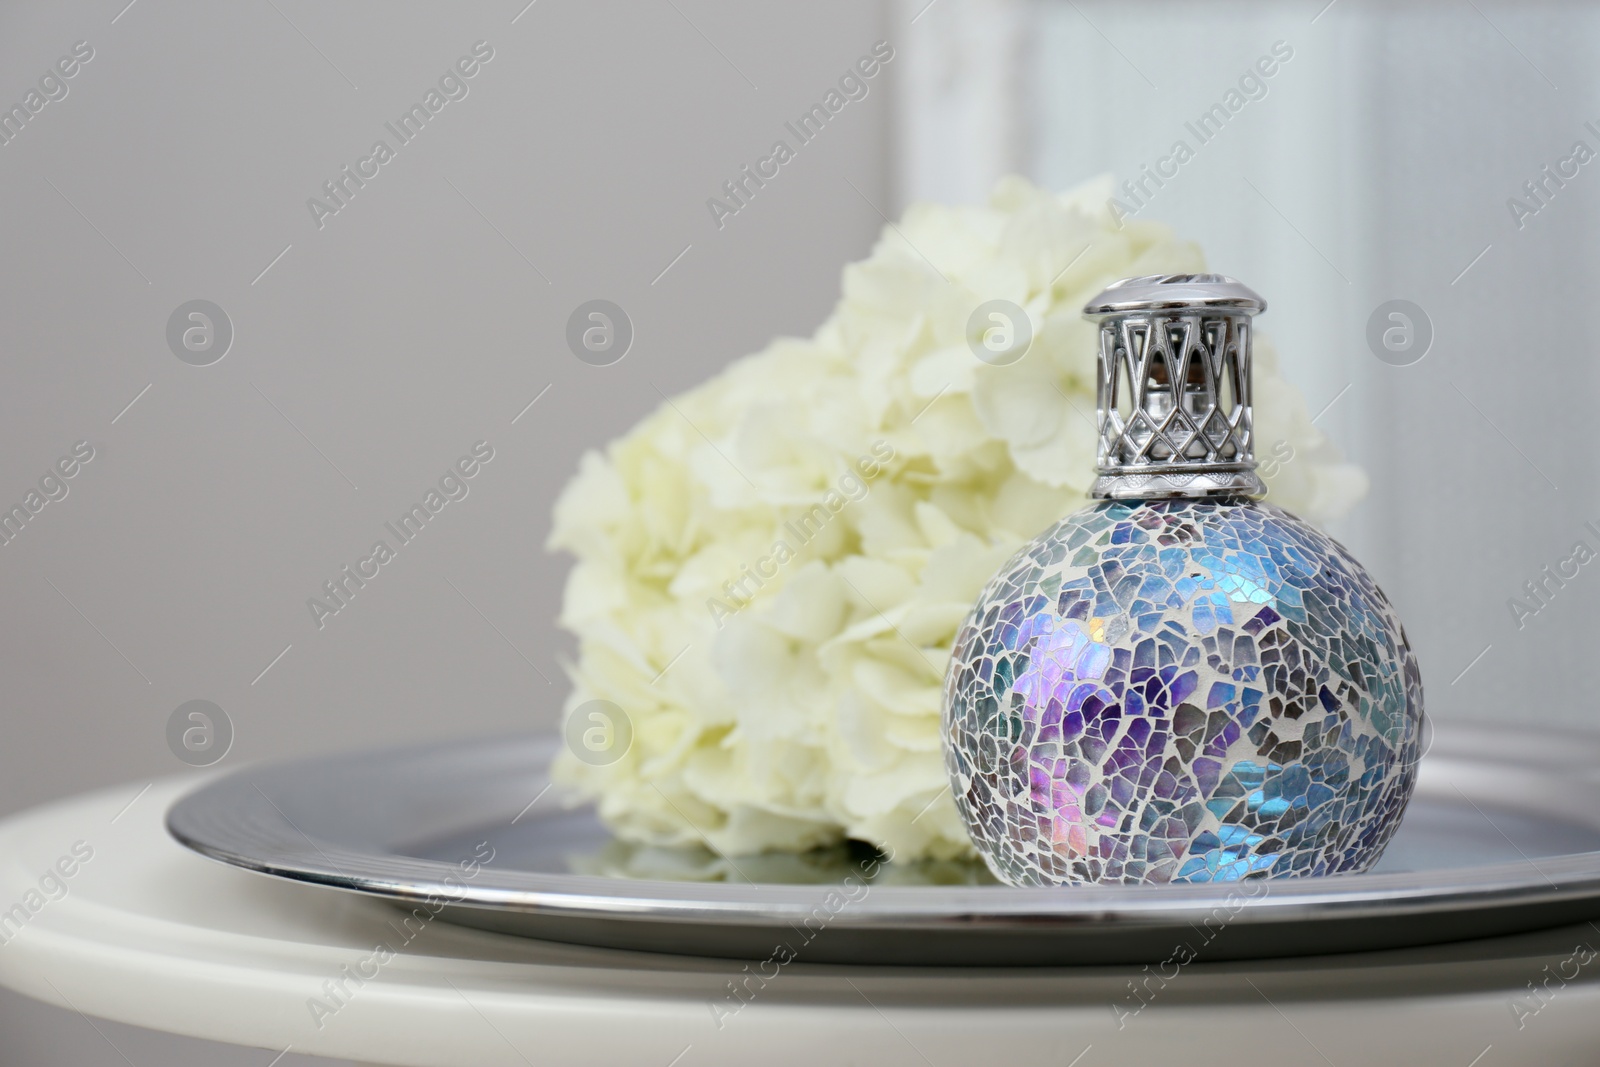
left=0, top=0, right=894, bottom=1060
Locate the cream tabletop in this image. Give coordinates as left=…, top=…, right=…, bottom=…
left=0, top=775, right=1596, bottom=1066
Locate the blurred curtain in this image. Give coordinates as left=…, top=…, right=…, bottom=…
left=898, top=0, right=1600, bottom=728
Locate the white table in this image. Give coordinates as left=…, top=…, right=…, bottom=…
left=0, top=776, right=1596, bottom=1065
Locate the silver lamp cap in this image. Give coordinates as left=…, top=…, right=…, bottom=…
left=1082, top=274, right=1267, bottom=501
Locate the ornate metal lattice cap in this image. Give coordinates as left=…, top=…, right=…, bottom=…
left=1082, top=274, right=1268, bottom=500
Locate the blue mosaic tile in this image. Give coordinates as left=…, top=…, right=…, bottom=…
left=942, top=498, right=1424, bottom=886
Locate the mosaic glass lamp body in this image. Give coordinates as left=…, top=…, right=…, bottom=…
left=943, top=276, right=1424, bottom=886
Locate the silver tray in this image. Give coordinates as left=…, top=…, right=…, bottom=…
left=166, top=722, right=1600, bottom=965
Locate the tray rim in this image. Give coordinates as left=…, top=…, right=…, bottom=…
left=165, top=720, right=1600, bottom=932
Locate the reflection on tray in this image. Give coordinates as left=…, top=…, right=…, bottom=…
left=565, top=838, right=999, bottom=887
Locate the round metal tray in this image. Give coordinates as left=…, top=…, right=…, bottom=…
left=166, top=722, right=1600, bottom=965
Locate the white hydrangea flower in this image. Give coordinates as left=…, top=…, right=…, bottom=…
left=547, top=175, right=1368, bottom=862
